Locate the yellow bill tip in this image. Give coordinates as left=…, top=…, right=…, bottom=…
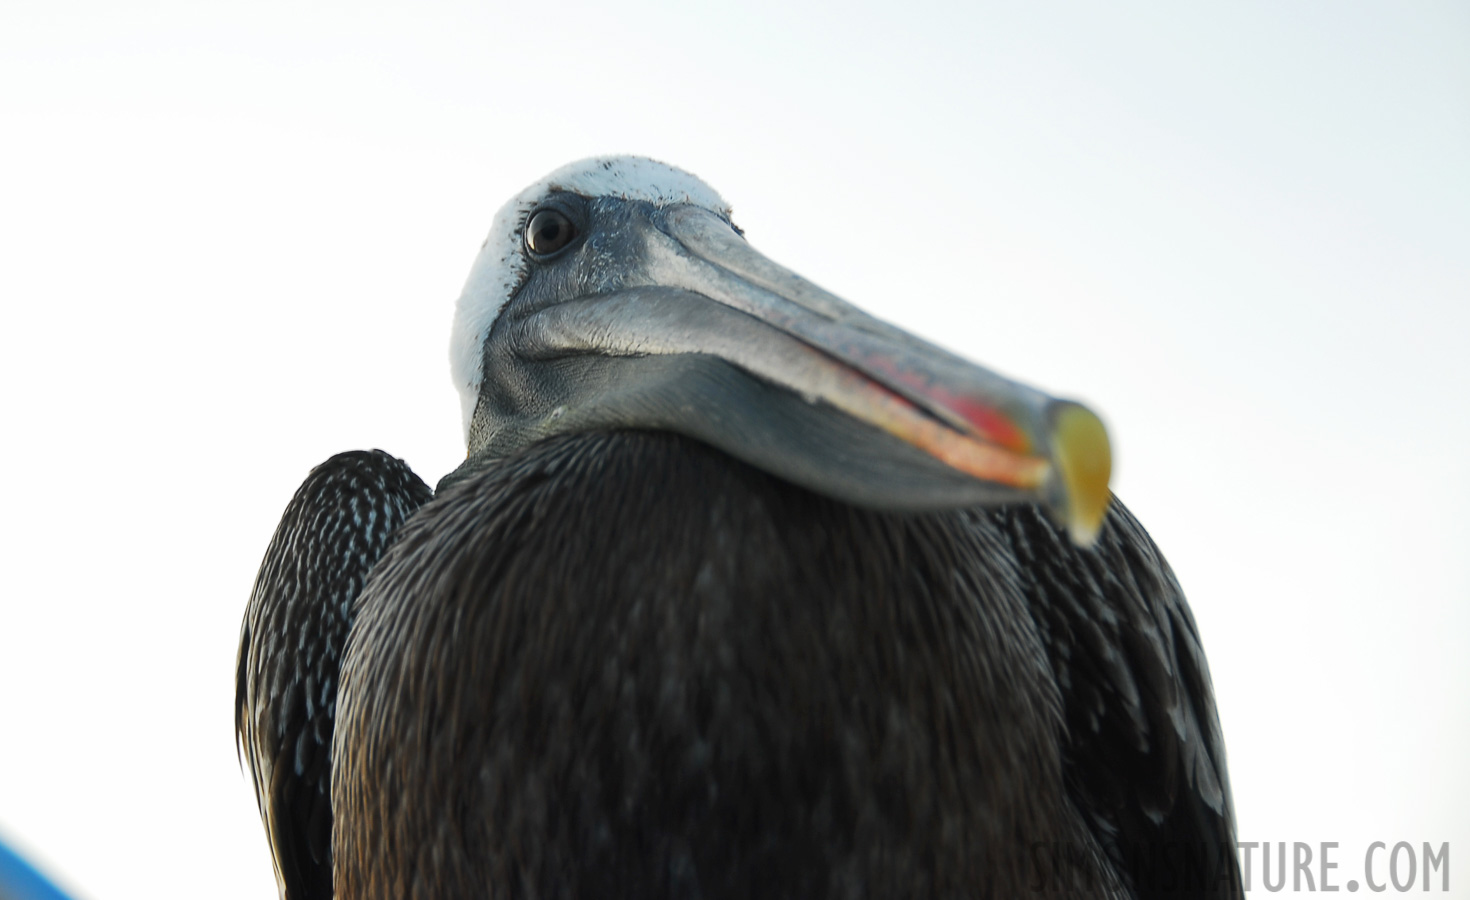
left=1050, top=402, right=1113, bottom=546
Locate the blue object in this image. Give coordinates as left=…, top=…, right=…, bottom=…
left=0, top=835, right=76, bottom=900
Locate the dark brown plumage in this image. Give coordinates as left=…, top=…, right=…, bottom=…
left=237, top=450, right=433, bottom=900
left=314, top=431, right=1237, bottom=899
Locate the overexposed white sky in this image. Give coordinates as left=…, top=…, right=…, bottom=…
left=1, top=2, right=1466, bottom=897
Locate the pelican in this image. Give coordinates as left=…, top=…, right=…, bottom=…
left=237, top=156, right=1241, bottom=899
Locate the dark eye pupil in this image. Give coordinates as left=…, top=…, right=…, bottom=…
left=526, top=209, right=576, bottom=255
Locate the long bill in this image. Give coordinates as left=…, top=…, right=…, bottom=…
left=513, top=203, right=1113, bottom=546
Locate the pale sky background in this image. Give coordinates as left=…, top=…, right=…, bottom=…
left=1, top=2, right=1466, bottom=897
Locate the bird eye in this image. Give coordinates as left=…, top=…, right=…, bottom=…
left=525, top=209, right=577, bottom=257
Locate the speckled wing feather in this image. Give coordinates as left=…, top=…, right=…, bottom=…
left=236, top=450, right=433, bottom=900
left=997, top=500, right=1243, bottom=899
